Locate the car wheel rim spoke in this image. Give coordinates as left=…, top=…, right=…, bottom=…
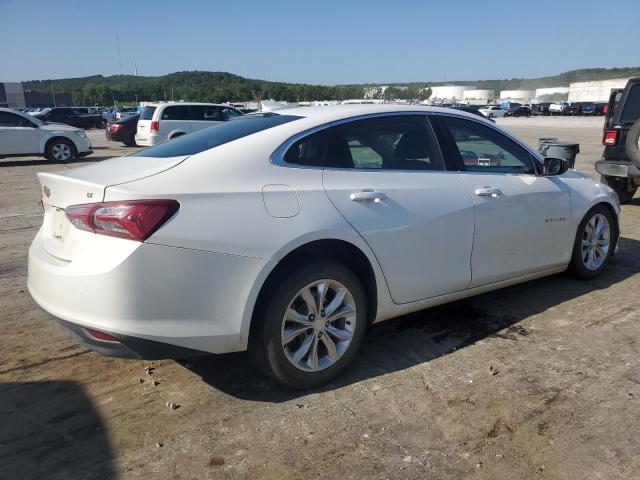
left=281, top=279, right=357, bottom=372
left=581, top=213, right=610, bottom=271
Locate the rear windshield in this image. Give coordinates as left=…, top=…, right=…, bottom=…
left=140, top=106, right=157, bottom=120
left=133, top=113, right=302, bottom=158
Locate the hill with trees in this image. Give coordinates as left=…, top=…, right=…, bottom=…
left=21, top=67, right=640, bottom=106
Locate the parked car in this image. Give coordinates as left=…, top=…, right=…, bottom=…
left=531, top=103, right=551, bottom=116
left=595, top=78, right=640, bottom=203
left=444, top=105, right=495, bottom=122
left=549, top=101, right=570, bottom=115
left=581, top=102, right=606, bottom=116
left=0, top=108, right=92, bottom=162
left=28, top=105, right=620, bottom=388
left=565, top=103, right=582, bottom=116
left=105, top=113, right=139, bottom=146
left=504, top=106, right=532, bottom=117
left=135, top=102, right=244, bottom=146
left=478, top=105, right=505, bottom=118
left=33, top=107, right=105, bottom=129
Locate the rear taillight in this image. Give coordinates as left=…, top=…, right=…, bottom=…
left=603, top=130, right=618, bottom=146
left=65, top=200, right=179, bottom=242
left=110, top=124, right=122, bottom=132
left=150, top=120, right=159, bottom=133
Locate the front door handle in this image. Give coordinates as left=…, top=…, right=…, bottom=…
left=350, top=190, right=387, bottom=203
left=474, top=187, right=502, bottom=198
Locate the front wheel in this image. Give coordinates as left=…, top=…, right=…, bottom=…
left=45, top=138, right=76, bottom=162
left=250, top=261, right=367, bottom=389
left=568, top=205, right=617, bottom=280
left=600, top=175, right=637, bottom=204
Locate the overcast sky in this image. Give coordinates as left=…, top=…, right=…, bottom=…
left=1, top=0, right=639, bottom=84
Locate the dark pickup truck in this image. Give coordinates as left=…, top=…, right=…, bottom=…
left=595, top=78, right=640, bottom=203
left=33, top=107, right=105, bottom=129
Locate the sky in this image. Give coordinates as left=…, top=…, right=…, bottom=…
left=1, top=0, right=639, bottom=85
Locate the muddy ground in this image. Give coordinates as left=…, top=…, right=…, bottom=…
left=1, top=116, right=639, bottom=480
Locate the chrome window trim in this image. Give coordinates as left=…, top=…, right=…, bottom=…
left=270, top=110, right=545, bottom=173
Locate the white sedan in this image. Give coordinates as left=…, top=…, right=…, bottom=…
left=28, top=105, right=620, bottom=388
left=479, top=105, right=506, bottom=118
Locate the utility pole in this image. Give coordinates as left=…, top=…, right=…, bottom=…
left=51, top=82, right=57, bottom=107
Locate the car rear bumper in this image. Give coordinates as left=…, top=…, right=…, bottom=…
left=596, top=160, right=640, bottom=178
left=28, top=228, right=271, bottom=357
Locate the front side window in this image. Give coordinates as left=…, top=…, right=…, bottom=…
left=0, top=112, right=31, bottom=127
left=325, top=115, right=444, bottom=170
left=220, top=107, right=242, bottom=120
left=441, top=116, right=535, bottom=174
left=161, top=105, right=190, bottom=120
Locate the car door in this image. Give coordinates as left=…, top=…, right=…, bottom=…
left=0, top=111, right=40, bottom=155
left=188, top=105, right=222, bottom=133
left=321, top=114, right=475, bottom=304
left=432, top=114, right=572, bottom=287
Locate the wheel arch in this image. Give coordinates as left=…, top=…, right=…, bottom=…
left=43, top=135, right=79, bottom=155
left=247, top=238, right=382, bottom=345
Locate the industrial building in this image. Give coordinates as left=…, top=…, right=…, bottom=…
left=535, top=87, right=570, bottom=98
left=568, top=78, right=630, bottom=102
left=0, top=82, right=72, bottom=108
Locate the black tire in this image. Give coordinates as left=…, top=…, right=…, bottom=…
left=45, top=138, right=76, bottom=162
left=626, top=119, right=640, bottom=167
left=568, top=204, right=618, bottom=280
left=250, top=261, right=368, bottom=389
left=488, top=113, right=494, bottom=119
left=600, top=175, right=637, bottom=204
left=123, top=138, right=137, bottom=147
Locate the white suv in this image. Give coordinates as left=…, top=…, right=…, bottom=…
left=0, top=108, right=92, bottom=162
left=135, top=103, right=243, bottom=146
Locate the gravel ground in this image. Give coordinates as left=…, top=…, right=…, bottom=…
left=1, top=116, right=640, bottom=480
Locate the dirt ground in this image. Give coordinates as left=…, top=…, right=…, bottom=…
left=2, top=116, right=640, bottom=480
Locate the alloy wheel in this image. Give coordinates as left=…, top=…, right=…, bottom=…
left=280, top=279, right=356, bottom=372
left=52, top=143, right=71, bottom=161
left=581, top=213, right=610, bottom=271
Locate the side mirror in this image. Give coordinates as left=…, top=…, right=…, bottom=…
left=543, top=157, right=569, bottom=176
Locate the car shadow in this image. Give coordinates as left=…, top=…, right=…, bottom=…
left=0, top=380, right=115, bottom=479
left=180, top=235, right=640, bottom=402
left=0, top=156, right=111, bottom=167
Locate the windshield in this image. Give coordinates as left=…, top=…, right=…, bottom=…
left=133, top=113, right=302, bottom=158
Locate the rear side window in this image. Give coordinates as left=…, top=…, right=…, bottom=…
left=140, top=106, right=156, bottom=120
left=134, top=113, right=302, bottom=158
left=189, top=105, right=221, bottom=121
left=220, top=107, right=243, bottom=120
left=284, top=129, right=329, bottom=166
left=621, top=85, right=640, bottom=124
left=162, top=105, right=190, bottom=120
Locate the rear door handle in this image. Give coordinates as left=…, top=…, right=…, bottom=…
left=350, top=190, right=387, bottom=203
left=474, top=187, right=502, bottom=198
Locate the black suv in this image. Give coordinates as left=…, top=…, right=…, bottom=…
left=595, top=78, right=640, bottom=203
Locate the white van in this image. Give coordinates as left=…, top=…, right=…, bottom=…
left=135, top=103, right=244, bottom=146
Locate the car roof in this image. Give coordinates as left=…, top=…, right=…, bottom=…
left=272, top=104, right=492, bottom=124
left=145, top=102, right=232, bottom=108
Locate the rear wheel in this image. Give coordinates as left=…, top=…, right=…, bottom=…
left=568, top=205, right=617, bottom=280
left=600, top=175, right=637, bottom=204
left=250, top=261, right=367, bottom=389
left=45, top=138, right=76, bottom=162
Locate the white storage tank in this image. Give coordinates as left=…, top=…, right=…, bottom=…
left=430, top=86, right=471, bottom=101
left=463, top=89, right=494, bottom=101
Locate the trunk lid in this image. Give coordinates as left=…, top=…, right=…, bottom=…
left=37, top=154, right=187, bottom=260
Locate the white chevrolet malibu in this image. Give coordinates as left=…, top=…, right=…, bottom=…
left=28, top=105, right=620, bottom=388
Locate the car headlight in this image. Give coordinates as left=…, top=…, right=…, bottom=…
left=75, top=130, right=88, bottom=139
